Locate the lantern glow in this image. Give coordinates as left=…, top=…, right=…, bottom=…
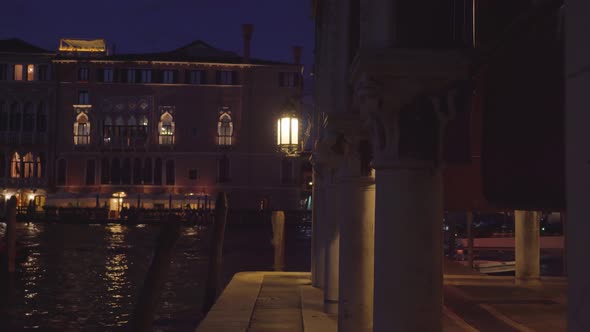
left=276, top=112, right=300, bottom=155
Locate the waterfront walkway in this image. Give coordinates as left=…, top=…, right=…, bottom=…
left=196, top=264, right=566, bottom=331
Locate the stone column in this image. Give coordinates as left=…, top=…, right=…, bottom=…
left=565, top=4, right=590, bottom=324
left=310, top=166, right=326, bottom=288
left=354, top=75, right=456, bottom=332
left=338, top=175, right=375, bottom=332
left=515, top=210, right=540, bottom=284
left=323, top=179, right=340, bottom=314
left=373, top=165, right=443, bottom=332
left=361, top=0, right=396, bottom=48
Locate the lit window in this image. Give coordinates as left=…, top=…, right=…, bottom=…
left=22, top=153, right=34, bottom=178
left=27, top=64, right=35, bottom=81
left=78, top=67, right=89, bottom=81
left=158, top=112, right=174, bottom=145
left=279, top=72, right=299, bottom=87
left=13, top=64, right=23, bottom=81
left=141, top=69, right=152, bottom=83
left=217, top=112, right=233, bottom=146
left=163, top=70, right=176, bottom=84
left=78, top=91, right=89, bottom=105
left=102, top=116, right=112, bottom=144
left=74, top=113, right=90, bottom=145
left=10, top=152, right=21, bottom=178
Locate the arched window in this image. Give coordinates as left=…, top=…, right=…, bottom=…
left=23, top=103, right=35, bottom=132
left=100, top=157, right=110, bottom=184
left=74, top=113, right=90, bottom=145
left=37, top=153, right=45, bottom=178
left=111, top=158, right=121, bottom=184
left=57, top=159, right=66, bottom=185
left=158, top=112, right=174, bottom=145
left=128, top=116, right=137, bottom=142
left=154, top=157, right=162, bottom=185
left=23, top=152, right=34, bottom=178
left=0, top=101, right=7, bottom=131
left=103, top=116, right=112, bottom=144
left=9, top=103, right=21, bottom=131
left=217, top=112, right=233, bottom=146
left=133, top=157, right=142, bottom=184
left=121, top=158, right=131, bottom=184
left=138, top=115, right=148, bottom=139
left=36, top=102, right=47, bottom=132
left=115, top=116, right=125, bottom=145
left=143, top=158, right=152, bottom=184
left=165, top=160, right=175, bottom=185
left=10, top=152, right=21, bottom=178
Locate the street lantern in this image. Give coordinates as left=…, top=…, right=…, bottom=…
left=276, top=103, right=300, bottom=155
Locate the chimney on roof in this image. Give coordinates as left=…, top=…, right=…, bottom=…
left=242, top=24, right=253, bottom=63
left=292, top=46, right=303, bottom=65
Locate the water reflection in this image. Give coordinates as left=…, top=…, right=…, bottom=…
left=1, top=222, right=311, bottom=331
left=103, top=224, right=131, bottom=327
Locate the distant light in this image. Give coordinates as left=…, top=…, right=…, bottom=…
left=542, top=227, right=545, bottom=231
left=28, top=194, right=35, bottom=201
left=308, top=181, right=313, bottom=186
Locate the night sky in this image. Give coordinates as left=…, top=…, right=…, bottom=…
left=0, top=0, right=314, bottom=74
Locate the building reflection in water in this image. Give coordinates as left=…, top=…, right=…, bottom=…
left=103, top=223, right=131, bottom=327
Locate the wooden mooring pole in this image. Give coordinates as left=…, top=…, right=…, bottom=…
left=467, top=211, right=474, bottom=270
left=130, top=220, right=181, bottom=332
left=202, top=192, right=228, bottom=314
left=5, top=197, right=17, bottom=273
left=271, top=211, right=286, bottom=271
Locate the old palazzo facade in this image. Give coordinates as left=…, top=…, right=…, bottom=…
left=0, top=26, right=308, bottom=214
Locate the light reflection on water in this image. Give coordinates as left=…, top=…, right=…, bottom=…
left=0, top=221, right=311, bottom=331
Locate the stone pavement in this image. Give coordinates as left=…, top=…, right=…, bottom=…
left=196, top=268, right=566, bottom=332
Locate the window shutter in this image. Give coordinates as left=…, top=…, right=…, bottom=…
left=135, top=69, right=142, bottom=83
left=294, top=73, right=300, bottom=87
left=216, top=71, right=221, bottom=84
left=279, top=72, right=284, bottom=87
left=173, top=70, right=178, bottom=84
left=232, top=71, right=239, bottom=85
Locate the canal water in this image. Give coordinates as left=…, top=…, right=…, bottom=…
left=0, top=222, right=311, bottom=331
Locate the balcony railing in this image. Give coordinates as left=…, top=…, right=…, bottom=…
left=0, top=177, right=47, bottom=188
left=0, top=132, right=49, bottom=146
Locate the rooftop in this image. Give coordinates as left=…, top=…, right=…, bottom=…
left=0, top=38, right=53, bottom=54
left=0, top=38, right=297, bottom=66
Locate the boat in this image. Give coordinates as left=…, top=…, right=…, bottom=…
left=474, top=260, right=515, bottom=274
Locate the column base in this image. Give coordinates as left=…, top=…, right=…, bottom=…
left=515, top=278, right=542, bottom=286
left=324, top=300, right=338, bottom=315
